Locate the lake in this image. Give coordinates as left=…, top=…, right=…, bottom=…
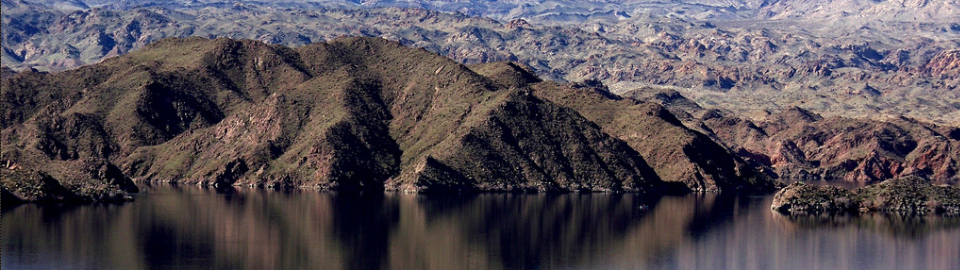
left=3, top=185, right=959, bottom=270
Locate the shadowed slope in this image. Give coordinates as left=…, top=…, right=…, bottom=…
left=525, top=81, right=775, bottom=192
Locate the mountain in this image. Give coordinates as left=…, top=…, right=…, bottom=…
left=470, top=62, right=772, bottom=191
left=756, top=0, right=960, bottom=21
left=625, top=88, right=960, bottom=186
left=34, top=0, right=960, bottom=22
left=3, top=0, right=958, bottom=199
left=3, top=1, right=958, bottom=125
left=1, top=37, right=780, bottom=202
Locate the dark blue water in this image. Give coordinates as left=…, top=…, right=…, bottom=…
left=3, top=185, right=959, bottom=270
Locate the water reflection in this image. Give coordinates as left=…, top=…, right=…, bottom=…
left=3, top=186, right=959, bottom=270
left=773, top=213, right=960, bottom=239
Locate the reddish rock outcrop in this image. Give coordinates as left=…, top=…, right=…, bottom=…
left=922, top=49, right=960, bottom=79
left=628, top=88, right=960, bottom=186
left=716, top=108, right=960, bottom=185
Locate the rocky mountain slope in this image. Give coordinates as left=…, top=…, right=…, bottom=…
left=3, top=0, right=959, bottom=125
left=626, top=87, right=960, bottom=186
left=471, top=62, right=772, bottom=191
left=1, top=37, right=780, bottom=202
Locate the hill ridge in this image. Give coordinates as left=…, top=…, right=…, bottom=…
left=1, top=36, right=778, bottom=203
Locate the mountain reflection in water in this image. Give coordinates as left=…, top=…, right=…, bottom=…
left=2, top=185, right=959, bottom=270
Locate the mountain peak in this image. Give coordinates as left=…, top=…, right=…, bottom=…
left=1, top=37, right=779, bottom=201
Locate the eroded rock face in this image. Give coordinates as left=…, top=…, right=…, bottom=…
left=734, top=110, right=960, bottom=185
left=628, top=88, right=960, bottom=186
left=771, top=177, right=960, bottom=215
left=1, top=37, right=780, bottom=198
left=923, top=49, right=960, bottom=80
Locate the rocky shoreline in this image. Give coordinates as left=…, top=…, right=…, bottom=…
left=1, top=167, right=133, bottom=204
left=771, top=177, right=960, bottom=216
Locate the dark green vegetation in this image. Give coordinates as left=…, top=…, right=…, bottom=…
left=1, top=37, right=782, bottom=202
left=771, top=177, right=960, bottom=215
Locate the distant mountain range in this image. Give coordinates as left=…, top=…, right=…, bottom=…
left=3, top=0, right=959, bottom=125
left=27, top=0, right=960, bottom=23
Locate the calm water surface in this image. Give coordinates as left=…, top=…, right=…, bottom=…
left=2, top=186, right=959, bottom=270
